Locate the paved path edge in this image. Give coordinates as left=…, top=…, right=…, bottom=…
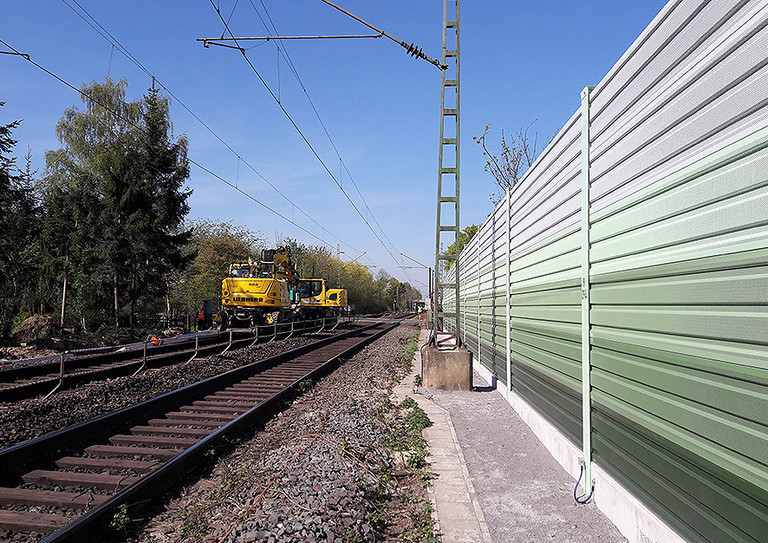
left=393, top=329, right=492, bottom=543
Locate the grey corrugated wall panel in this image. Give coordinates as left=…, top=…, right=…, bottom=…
left=590, top=1, right=768, bottom=213
left=509, top=115, right=582, bottom=258
left=449, top=1, right=768, bottom=542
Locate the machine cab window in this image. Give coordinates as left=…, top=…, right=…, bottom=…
left=229, top=266, right=252, bottom=278
left=297, top=280, right=323, bottom=299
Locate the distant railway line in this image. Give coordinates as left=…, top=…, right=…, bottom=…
left=0, top=316, right=350, bottom=403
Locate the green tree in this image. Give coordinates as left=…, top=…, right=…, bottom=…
left=444, top=224, right=479, bottom=270
left=173, top=220, right=264, bottom=314
left=0, top=104, right=41, bottom=336
left=0, top=105, right=22, bottom=335
left=121, top=87, right=192, bottom=325
left=41, top=78, right=191, bottom=329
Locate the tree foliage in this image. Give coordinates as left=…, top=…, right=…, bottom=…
left=473, top=122, right=543, bottom=205
left=284, top=239, right=420, bottom=314
left=172, top=219, right=264, bottom=313
left=35, top=78, right=192, bottom=330
left=443, top=224, right=479, bottom=270
left=0, top=104, right=43, bottom=336
left=0, top=79, right=422, bottom=341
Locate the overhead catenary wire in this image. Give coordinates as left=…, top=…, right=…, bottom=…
left=52, top=0, right=363, bottom=256
left=245, top=0, right=416, bottom=285
left=0, top=37, right=345, bottom=253
left=317, top=0, right=446, bottom=71
left=208, top=0, right=414, bottom=282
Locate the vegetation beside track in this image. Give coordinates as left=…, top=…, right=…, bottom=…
left=1, top=86, right=420, bottom=346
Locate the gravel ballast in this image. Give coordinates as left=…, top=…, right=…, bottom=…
left=0, top=333, right=338, bottom=449
left=119, top=323, right=434, bottom=543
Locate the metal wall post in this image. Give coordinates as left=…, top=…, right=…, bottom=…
left=580, top=85, right=596, bottom=494
left=491, top=210, right=497, bottom=379
left=476, top=234, right=480, bottom=362
left=505, top=189, right=512, bottom=394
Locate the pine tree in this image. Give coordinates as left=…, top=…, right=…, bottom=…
left=124, top=86, right=192, bottom=325
left=41, top=78, right=191, bottom=330
left=0, top=104, right=41, bottom=336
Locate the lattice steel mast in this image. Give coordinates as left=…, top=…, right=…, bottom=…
left=433, top=0, right=460, bottom=343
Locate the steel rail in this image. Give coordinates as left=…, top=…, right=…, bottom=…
left=0, top=319, right=401, bottom=541
left=0, top=317, right=351, bottom=402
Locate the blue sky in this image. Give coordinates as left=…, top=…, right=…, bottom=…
left=1, top=1, right=668, bottom=294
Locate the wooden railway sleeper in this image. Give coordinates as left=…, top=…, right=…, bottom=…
left=0, top=319, right=399, bottom=540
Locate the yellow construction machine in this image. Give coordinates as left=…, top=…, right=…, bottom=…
left=295, top=278, right=348, bottom=320
left=220, top=247, right=297, bottom=329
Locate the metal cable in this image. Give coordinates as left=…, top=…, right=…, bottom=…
left=253, top=0, right=409, bottom=269
left=56, top=0, right=362, bottom=254
left=209, top=0, right=411, bottom=277
left=0, top=37, right=340, bottom=250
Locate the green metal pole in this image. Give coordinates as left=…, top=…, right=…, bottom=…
left=505, top=189, right=512, bottom=393
left=580, top=85, right=595, bottom=491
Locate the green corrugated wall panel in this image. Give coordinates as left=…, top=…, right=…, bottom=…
left=590, top=266, right=768, bottom=305
left=514, top=361, right=582, bottom=446
left=479, top=337, right=504, bottom=377
left=591, top=306, right=764, bottom=343
left=592, top=374, right=768, bottom=488
left=591, top=329, right=767, bottom=383
left=510, top=305, right=581, bottom=324
left=511, top=226, right=580, bottom=270
left=512, top=339, right=580, bottom=390
left=513, top=328, right=581, bottom=370
left=592, top=347, right=767, bottom=424
left=592, top=414, right=765, bottom=543
left=510, top=268, right=581, bottom=294
left=592, top=245, right=768, bottom=284
left=589, top=144, right=768, bottom=253
left=511, top=285, right=581, bottom=306
left=513, top=318, right=581, bottom=344
left=593, top=405, right=768, bottom=543
left=591, top=226, right=768, bottom=278
left=511, top=250, right=580, bottom=287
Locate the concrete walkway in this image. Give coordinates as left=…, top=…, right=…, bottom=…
left=394, top=329, right=627, bottom=543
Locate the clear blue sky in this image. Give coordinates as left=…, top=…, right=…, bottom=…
left=1, top=1, right=668, bottom=294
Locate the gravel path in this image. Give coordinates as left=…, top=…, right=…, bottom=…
left=427, top=372, right=627, bottom=543
left=115, top=323, right=434, bottom=543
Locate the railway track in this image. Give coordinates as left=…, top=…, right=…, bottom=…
left=0, top=318, right=400, bottom=542
left=0, top=317, right=348, bottom=402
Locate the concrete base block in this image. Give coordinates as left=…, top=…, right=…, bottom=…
left=423, top=347, right=473, bottom=390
